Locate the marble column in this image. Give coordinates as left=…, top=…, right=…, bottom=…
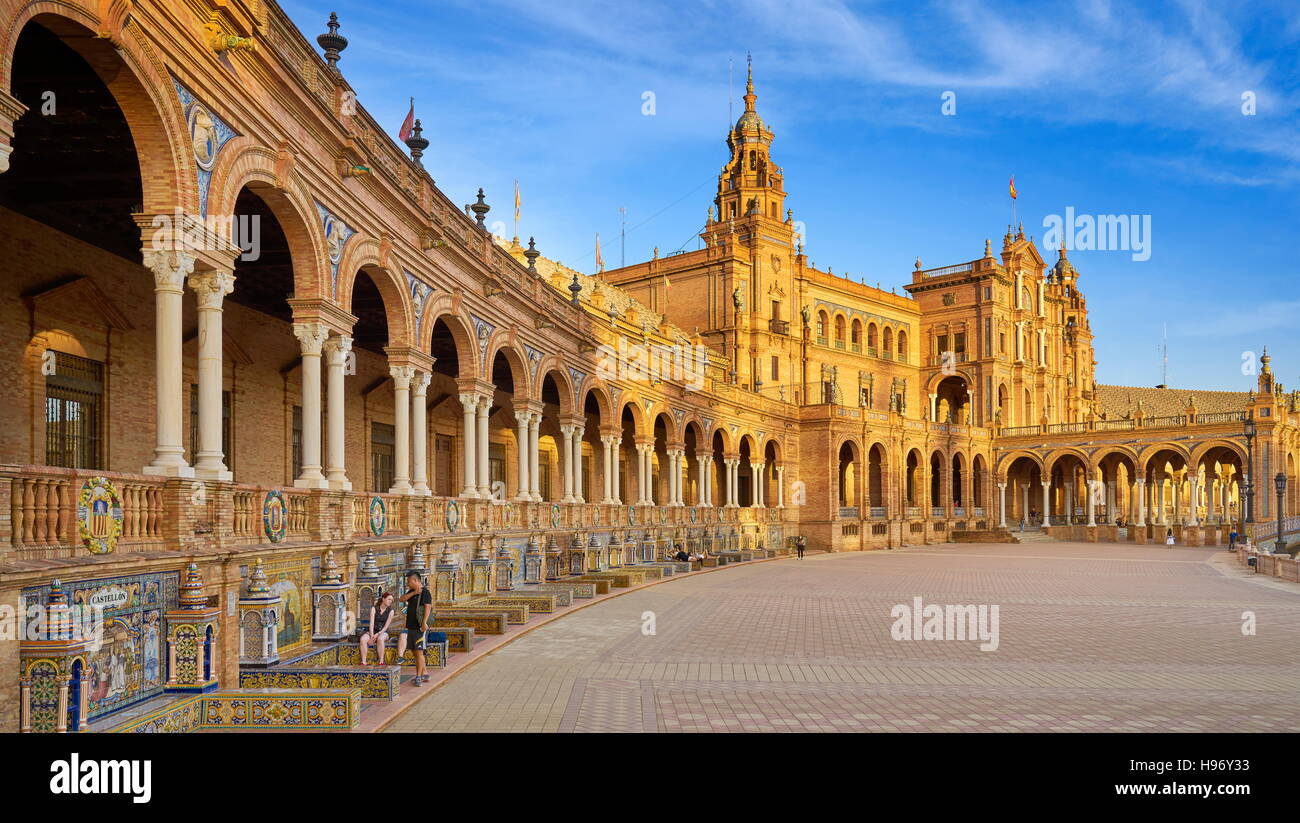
left=293, top=322, right=330, bottom=489
left=1134, top=478, right=1147, bottom=527
left=999, top=482, right=1008, bottom=528
left=323, top=335, right=353, bottom=491
left=601, top=435, right=616, bottom=504
left=459, top=393, right=479, bottom=499
left=777, top=466, right=786, bottom=508
left=388, top=366, right=414, bottom=495
left=573, top=427, right=586, bottom=503
left=476, top=395, right=491, bottom=498
left=560, top=425, right=576, bottom=503
left=144, top=250, right=196, bottom=477
left=528, top=413, right=542, bottom=502
left=1188, top=476, right=1200, bottom=527
left=1041, top=482, right=1051, bottom=526
left=515, top=412, right=532, bottom=501
left=611, top=437, right=623, bottom=504
left=411, top=371, right=431, bottom=495
left=189, top=269, right=236, bottom=481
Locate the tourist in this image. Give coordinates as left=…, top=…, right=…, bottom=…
left=674, top=545, right=690, bottom=562
left=796, top=535, right=807, bottom=559
left=1166, top=528, right=1176, bottom=546
left=1229, top=529, right=1239, bottom=552
left=398, top=571, right=434, bottom=686
left=359, top=592, right=394, bottom=666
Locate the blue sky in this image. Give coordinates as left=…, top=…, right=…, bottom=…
left=282, top=0, right=1300, bottom=392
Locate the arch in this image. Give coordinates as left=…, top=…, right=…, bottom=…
left=485, top=339, right=532, bottom=401
left=538, top=367, right=575, bottom=417
left=867, top=442, right=887, bottom=509
left=618, top=397, right=647, bottom=439
left=833, top=313, right=846, bottom=344
left=1045, top=447, right=1093, bottom=475
left=420, top=296, right=479, bottom=380
left=882, top=326, right=894, bottom=356
left=850, top=317, right=862, bottom=346
left=1137, top=442, right=1192, bottom=469
left=579, top=381, right=614, bottom=427
left=3, top=10, right=194, bottom=215
left=1189, top=439, right=1249, bottom=467
left=708, top=424, right=733, bottom=455
left=867, top=322, right=879, bottom=351
left=340, top=258, right=414, bottom=349
left=995, top=448, right=1045, bottom=477
left=816, top=310, right=828, bottom=340
left=896, top=330, right=909, bottom=364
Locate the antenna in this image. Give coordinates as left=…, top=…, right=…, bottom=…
left=619, top=207, right=627, bottom=269
left=1161, top=324, right=1169, bottom=387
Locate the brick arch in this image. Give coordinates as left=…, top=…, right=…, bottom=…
left=708, top=424, right=732, bottom=454
left=536, top=366, right=575, bottom=417
left=337, top=242, right=414, bottom=349
left=207, top=145, right=328, bottom=301
left=1189, top=439, right=1248, bottom=468
left=1138, top=443, right=1192, bottom=469
left=618, top=396, right=648, bottom=439
left=419, top=294, right=478, bottom=381
left=1045, top=447, right=1093, bottom=475
left=648, top=406, right=677, bottom=444
left=995, top=449, right=1046, bottom=477
left=578, top=380, right=614, bottom=427
left=926, top=368, right=976, bottom=394
left=485, top=338, right=532, bottom=400
left=2, top=6, right=195, bottom=214
left=759, top=434, right=784, bottom=463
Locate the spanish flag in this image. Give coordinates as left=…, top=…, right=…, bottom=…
left=514, top=180, right=521, bottom=222
left=1009, top=175, right=1018, bottom=201
left=595, top=234, right=604, bottom=271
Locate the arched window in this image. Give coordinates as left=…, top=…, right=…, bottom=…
left=897, top=330, right=909, bottom=363
left=851, top=319, right=862, bottom=352
left=882, top=327, right=894, bottom=358
left=868, top=323, right=879, bottom=353
left=834, top=315, right=846, bottom=346
left=816, top=311, right=828, bottom=341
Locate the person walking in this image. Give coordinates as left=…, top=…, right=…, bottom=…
left=398, top=571, right=433, bottom=686
left=795, top=535, right=807, bottom=560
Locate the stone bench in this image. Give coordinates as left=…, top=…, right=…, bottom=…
left=575, top=572, right=633, bottom=588
left=458, top=599, right=531, bottom=624
left=701, top=557, right=720, bottom=568
left=568, top=576, right=612, bottom=594
left=432, top=611, right=508, bottom=635
left=239, top=665, right=403, bottom=701
left=530, top=581, right=597, bottom=599
left=476, top=591, right=561, bottom=613
left=107, top=689, right=362, bottom=732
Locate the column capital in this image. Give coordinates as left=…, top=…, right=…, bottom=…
left=411, top=370, right=432, bottom=395
left=293, top=322, right=330, bottom=356
left=188, top=269, right=236, bottom=309
left=323, top=335, right=353, bottom=365
left=143, top=249, right=196, bottom=292
left=516, top=410, right=534, bottom=426
left=390, top=365, right=416, bottom=389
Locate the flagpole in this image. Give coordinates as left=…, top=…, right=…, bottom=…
left=514, top=179, right=520, bottom=242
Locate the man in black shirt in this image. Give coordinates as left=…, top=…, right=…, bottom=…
left=398, top=571, right=433, bottom=685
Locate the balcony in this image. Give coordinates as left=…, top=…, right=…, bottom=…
left=768, top=319, right=790, bottom=335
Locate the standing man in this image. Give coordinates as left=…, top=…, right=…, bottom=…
left=398, top=571, right=434, bottom=686
left=796, top=535, right=807, bottom=560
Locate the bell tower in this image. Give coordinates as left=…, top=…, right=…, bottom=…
left=705, top=56, right=788, bottom=233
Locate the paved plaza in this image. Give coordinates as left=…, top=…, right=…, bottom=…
left=386, top=544, right=1300, bottom=732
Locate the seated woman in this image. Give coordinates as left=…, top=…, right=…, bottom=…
left=359, top=592, right=395, bottom=665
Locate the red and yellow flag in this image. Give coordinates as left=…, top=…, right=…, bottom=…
left=1009, top=175, right=1018, bottom=200
left=514, top=180, right=521, bottom=222
left=595, top=234, right=604, bottom=270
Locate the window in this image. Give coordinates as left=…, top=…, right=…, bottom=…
left=539, top=454, right=553, bottom=501
left=188, top=384, right=233, bottom=470
left=435, top=435, right=454, bottom=497
left=771, top=356, right=780, bottom=381
left=45, top=351, right=103, bottom=470
left=489, top=443, right=506, bottom=494
left=983, top=286, right=992, bottom=301
left=771, top=300, right=781, bottom=321
left=371, top=422, right=395, bottom=492
left=582, top=454, right=593, bottom=502
left=292, top=406, right=303, bottom=481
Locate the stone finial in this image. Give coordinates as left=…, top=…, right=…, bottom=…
left=410, top=542, right=428, bottom=572
left=914, top=258, right=922, bottom=271
left=45, top=579, right=72, bottom=640
left=247, top=558, right=270, bottom=595
left=317, top=12, right=348, bottom=70
left=438, top=543, right=455, bottom=564
left=321, top=550, right=342, bottom=585
left=405, top=119, right=429, bottom=165
left=358, top=550, right=381, bottom=581
left=179, top=563, right=208, bottom=610
left=569, top=272, right=583, bottom=305
left=524, top=237, right=540, bottom=272
left=468, top=188, right=490, bottom=230
left=985, top=238, right=992, bottom=257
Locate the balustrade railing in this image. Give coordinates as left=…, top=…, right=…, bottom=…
left=4, top=467, right=167, bottom=557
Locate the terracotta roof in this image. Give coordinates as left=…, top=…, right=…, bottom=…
left=1095, top=384, right=1250, bottom=418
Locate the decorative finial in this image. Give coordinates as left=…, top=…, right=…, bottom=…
left=321, top=550, right=342, bottom=584
left=247, top=558, right=270, bottom=595
left=985, top=238, right=992, bottom=257
left=569, top=272, right=583, bottom=305
left=179, top=563, right=208, bottom=610
left=358, top=549, right=381, bottom=581
left=744, top=52, right=757, bottom=113
left=524, top=237, right=540, bottom=272
left=914, top=257, right=922, bottom=271
left=405, top=118, right=429, bottom=165
left=468, top=188, right=490, bottom=230
left=317, top=12, right=348, bottom=71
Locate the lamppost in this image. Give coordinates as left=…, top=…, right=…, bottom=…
left=1274, top=472, right=1287, bottom=556
left=1242, top=415, right=1256, bottom=524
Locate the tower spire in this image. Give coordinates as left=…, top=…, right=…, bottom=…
left=744, top=52, right=756, bottom=112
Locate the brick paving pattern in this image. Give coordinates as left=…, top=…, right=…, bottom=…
left=384, top=543, right=1300, bottom=732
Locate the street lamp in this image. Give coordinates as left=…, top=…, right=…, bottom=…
left=1242, top=415, right=1256, bottom=524
left=1274, top=472, right=1287, bottom=556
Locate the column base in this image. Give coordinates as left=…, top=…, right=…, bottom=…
left=327, top=477, right=354, bottom=492
left=388, top=481, right=414, bottom=496
left=194, top=467, right=234, bottom=483
left=143, top=459, right=195, bottom=479
left=294, top=474, right=329, bottom=490
left=412, top=484, right=431, bottom=496
left=460, top=489, right=481, bottom=500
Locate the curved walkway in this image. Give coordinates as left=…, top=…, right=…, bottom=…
left=384, top=543, right=1300, bottom=732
